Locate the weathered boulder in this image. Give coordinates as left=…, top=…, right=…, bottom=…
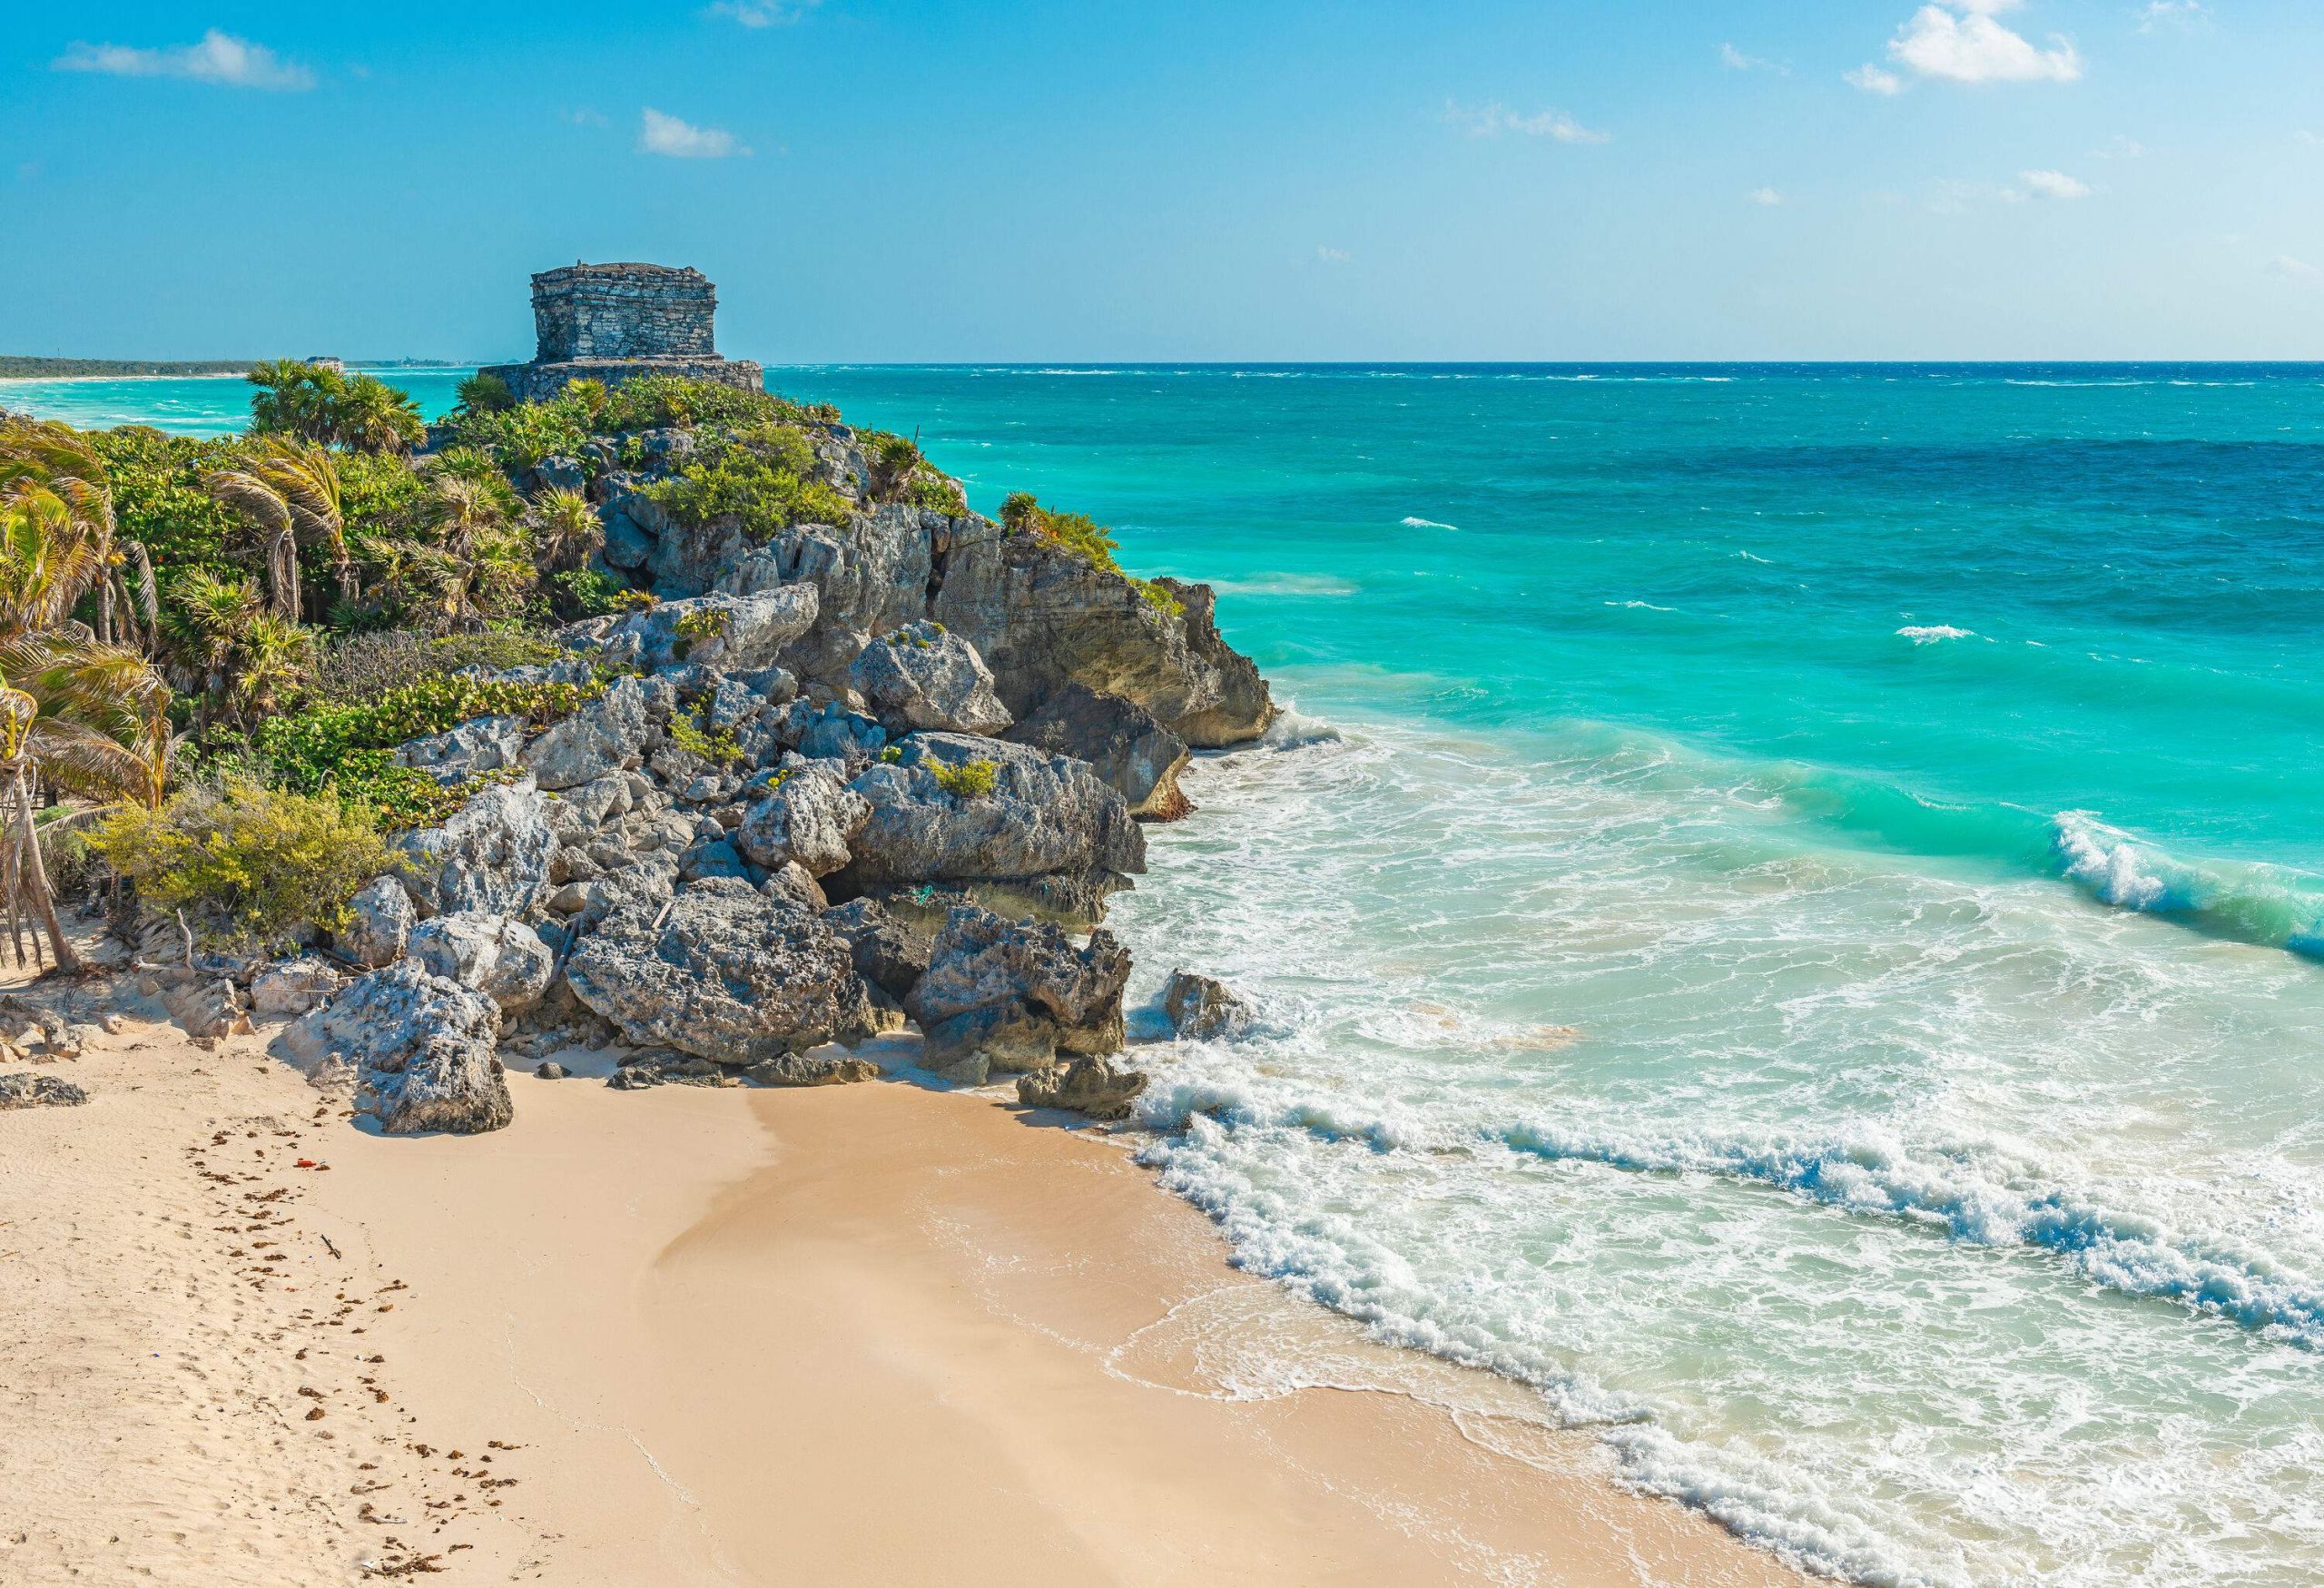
left=931, top=528, right=1273, bottom=747
left=734, top=765, right=871, bottom=876
left=520, top=676, right=649, bottom=791
left=407, top=912, right=556, bottom=1016
left=905, top=904, right=1131, bottom=1073
left=760, top=862, right=829, bottom=912
left=565, top=876, right=881, bottom=1065
left=1162, top=970, right=1252, bottom=1041
left=576, top=590, right=820, bottom=675
left=395, top=777, right=556, bottom=919
left=251, top=956, right=348, bottom=1019
left=1005, top=685, right=1192, bottom=820
left=395, top=715, right=529, bottom=784
left=836, top=735, right=1144, bottom=924
left=730, top=505, right=938, bottom=677
left=820, top=897, right=931, bottom=1003
left=280, top=960, right=512, bottom=1135
left=1016, top=1056, right=1146, bottom=1120
left=340, top=875, right=416, bottom=967
left=745, top=1052, right=881, bottom=1087
left=0, top=1073, right=87, bottom=1110
left=848, top=621, right=1012, bottom=736
left=163, top=976, right=251, bottom=1041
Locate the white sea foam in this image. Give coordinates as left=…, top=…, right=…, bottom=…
left=1107, top=713, right=2324, bottom=1588
left=1400, top=515, right=1459, bottom=529
left=1897, top=625, right=1974, bottom=645
left=1605, top=599, right=1678, bottom=612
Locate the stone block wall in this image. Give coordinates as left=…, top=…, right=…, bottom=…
left=532, top=263, right=719, bottom=361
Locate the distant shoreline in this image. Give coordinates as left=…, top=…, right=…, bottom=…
left=0, top=361, right=474, bottom=383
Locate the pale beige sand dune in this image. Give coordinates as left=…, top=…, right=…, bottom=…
left=4, top=960, right=1808, bottom=1587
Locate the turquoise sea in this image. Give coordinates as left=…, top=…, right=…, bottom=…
left=13, top=363, right=2323, bottom=1586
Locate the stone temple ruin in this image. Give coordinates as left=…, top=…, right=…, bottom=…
left=478, top=262, right=763, bottom=403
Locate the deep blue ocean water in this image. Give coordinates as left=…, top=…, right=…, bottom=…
left=14, top=362, right=2323, bottom=1586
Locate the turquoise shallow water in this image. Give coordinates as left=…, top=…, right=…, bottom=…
left=16, top=363, right=2324, bottom=1585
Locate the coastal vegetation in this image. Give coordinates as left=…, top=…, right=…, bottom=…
left=0, top=355, right=1245, bottom=959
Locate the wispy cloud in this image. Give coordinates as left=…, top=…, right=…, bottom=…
left=560, top=106, right=609, bottom=128
left=1864, top=1, right=2083, bottom=89
left=2136, top=1, right=2210, bottom=32
left=708, top=0, right=821, bottom=25
left=1719, top=43, right=1784, bottom=73
left=1315, top=245, right=1351, bottom=263
left=1444, top=100, right=1610, bottom=144
left=640, top=108, right=748, bottom=158
left=1748, top=186, right=1784, bottom=206
left=2268, top=255, right=2324, bottom=290
left=54, top=29, right=313, bottom=91
left=2014, top=167, right=2092, bottom=199
left=2093, top=134, right=2145, bottom=160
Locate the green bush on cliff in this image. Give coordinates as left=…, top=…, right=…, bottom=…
left=995, top=492, right=1181, bottom=616
left=88, top=782, right=403, bottom=950
left=448, top=397, right=590, bottom=475
left=640, top=421, right=852, bottom=542
left=455, top=371, right=516, bottom=414
left=930, top=758, right=998, bottom=800
left=591, top=375, right=838, bottom=434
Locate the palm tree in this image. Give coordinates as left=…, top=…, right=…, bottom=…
left=0, top=486, right=171, bottom=972
left=340, top=375, right=426, bottom=456
left=0, top=416, right=135, bottom=646
left=246, top=359, right=346, bottom=443
left=160, top=569, right=310, bottom=731
left=522, top=486, right=602, bottom=575
left=204, top=437, right=355, bottom=621
left=428, top=471, right=502, bottom=564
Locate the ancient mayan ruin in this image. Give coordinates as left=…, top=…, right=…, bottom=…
left=478, top=262, right=763, bottom=402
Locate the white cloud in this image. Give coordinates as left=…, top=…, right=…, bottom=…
left=1719, top=43, right=1782, bottom=72
left=1315, top=246, right=1351, bottom=263
left=707, top=0, right=821, bottom=25
left=639, top=108, right=748, bottom=158
left=2015, top=167, right=2092, bottom=199
left=1444, top=100, right=1610, bottom=144
left=1887, top=2, right=2083, bottom=84
left=1748, top=187, right=1784, bottom=206
left=560, top=106, right=608, bottom=128
left=2268, top=255, right=2324, bottom=289
left=2136, top=1, right=2210, bottom=32
left=54, top=29, right=313, bottom=91
left=2093, top=134, right=2145, bottom=159
left=1846, top=64, right=1905, bottom=94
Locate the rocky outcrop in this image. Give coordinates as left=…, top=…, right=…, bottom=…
left=0, top=1073, right=88, bottom=1110
left=734, top=764, right=870, bottom=876
left=565, top=876, right=881, bottom=1066
left=848, top=621, right=1012, bottom=736
left=837, top=735, right=1144, bottom=924
left=395, top=777, right=556, bottom=919
left=730, top=505, right=937, bottom=676
left=407, top=912, right=556, bottom=1016
left=520, top=676, right=649, bottom=791
left=281, top=960, right=512, bottom=1135
left=905, top=904, right=1130, bottom=1074
left=1016, top=1056, right=1145, bottom=1120
left=340, top=876, right=416, bottom=967
left=1004, top=684, right=1191, bottom=820
left=251, top=957, right=348, bottom=1019
left=570, top=589, right=819, bottom=674
left=1162, top=970, right=1252, bottom=1041
left=395, top=715, right=529, bottom=784
left=820, top=897, right=931, bottom=1003
left=931, top=530, right=1273, bottom=748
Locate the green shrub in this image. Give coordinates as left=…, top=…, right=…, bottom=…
left=311, top=627, right=568, bottom=705
left=995, top=492, right=1182, bottom=616
left=665, top=712, right=742, bottom=765
left=639, top=422, right=853, bottom=543
left=254, top=673, right=605, bottom=816
left=88, top=426, right=247, bottom=584
left=88, top=782, right=403, bottom=950
left=930, top=758, right=998, bottom=799
left=909, top=471, right=967, bottom=517
left=455, top=371, right=516, bottom=413
left=593, top=375, right=837, bottom=434
left=1129, top=577, right=1185, bottom=617
left=447, top=398, right=587, bottom=475
left=878, top=745, right=903, bottom=765
left=554, top=567, right=650, bottom=619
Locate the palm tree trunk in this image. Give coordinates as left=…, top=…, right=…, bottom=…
left=11, top=763, right=80, bottom=975
left=271, top=530, right=301, bottom=623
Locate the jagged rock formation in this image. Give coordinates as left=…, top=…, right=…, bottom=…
left=234, top=352, right=1283, bottom=1127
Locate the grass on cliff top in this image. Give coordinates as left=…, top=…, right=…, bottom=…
left=998, top=492, right=1184, bottom=617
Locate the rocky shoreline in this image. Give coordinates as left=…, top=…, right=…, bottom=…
left=104, top=406, right=1275, bottom=1139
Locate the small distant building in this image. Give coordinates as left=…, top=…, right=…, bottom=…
left=305, top=356, right=346, bottom=373
left=478, top=262, right=763, bottom=402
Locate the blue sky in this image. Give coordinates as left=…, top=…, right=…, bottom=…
left=5, top=2, right=2319, bottom=360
